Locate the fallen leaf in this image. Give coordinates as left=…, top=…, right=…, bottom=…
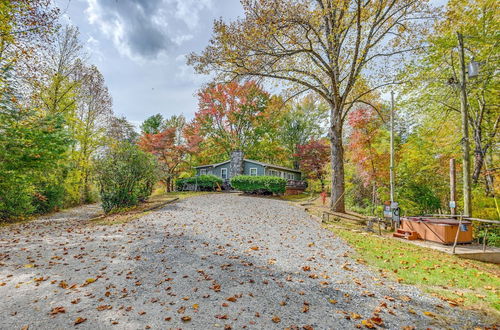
left=361, top=319, right=375, bottom=329
left=271, top=316, right=281, bottom=323
left=74, top=317, right=87, bottom=325
left=351, top=312, right=361, bottom=319
left=49, top=307, right=65, bottom=315
left=181, top=316, right=192, bottom=322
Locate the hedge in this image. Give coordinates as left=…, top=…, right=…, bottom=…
left=230, top=175, right=286, bottom=195
left=176, top=175, right=222, bottom=191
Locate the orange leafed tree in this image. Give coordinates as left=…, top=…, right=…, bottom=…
left=347, top=107, right=389, bottom=191
left=193, top=81, right=270, bottom=158
left=138, top=127, right=199, bottom=192
left=295, top=139, right=330, bottom=191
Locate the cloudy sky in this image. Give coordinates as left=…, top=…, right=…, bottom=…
left=55, top=0, right=243, bottom=127
left=55, top=0, right=447, bottom=127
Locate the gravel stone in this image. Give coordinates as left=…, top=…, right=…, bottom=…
left=0, top=194, right=489, bottom=329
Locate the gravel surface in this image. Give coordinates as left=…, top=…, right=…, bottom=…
left=0, top=194, right=487, bottom=329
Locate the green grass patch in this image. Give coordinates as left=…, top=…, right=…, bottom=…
left=91, top=191, right=210, bottom=225
left=325, top=223, right=500, bottom=319
left=280, top=192, right=318, bottom=202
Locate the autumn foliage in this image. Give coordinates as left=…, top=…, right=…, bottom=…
left=295, top=139, right=330, bottom=191
left=347, top=107, right=389, bottom=188
left=193, top=81, right=269, bottom=156
left=138, top=127, right=199, bottom=192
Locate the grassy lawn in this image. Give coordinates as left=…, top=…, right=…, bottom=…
left=324, top=222, right=500, bottom=320
left=280, top=192, right=318, bottom=202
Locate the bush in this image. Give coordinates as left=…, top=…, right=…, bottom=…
left=230, top=175, right=286, bottom=195
left=176, top=175, right=222, bottom=191
left=33, top=181, right=66, bottom=214
left=0, top=174, right=35, bottom=220
left=94, top=143, right=158, bottom=213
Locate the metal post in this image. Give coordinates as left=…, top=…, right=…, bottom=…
left=452, top=214, right=463, bottom=254
left=482, top=227, right=488, bottom=252
left=457, top=32, right=472, bottom=217
left=450, top=159, right=456, bottom=216
left=390, top=91, right=395, bottom=205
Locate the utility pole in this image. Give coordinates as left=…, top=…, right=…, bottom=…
left=457, top=32, right=472, bottom=217
left=390, top=91, right=395, bottom=205
left=450, top=159, right=456, bottom=216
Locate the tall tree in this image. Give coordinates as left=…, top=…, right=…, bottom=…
left=189, top=0, right=433, bottom=212
left=296, top=139, right=330, bottom=191
left=347, top=107, right=389, bottom=190
left=280, top=94, right=328, bottom=169
left=138, top=116, right=198, bottom=192
left=38, top=26, right=83, bottom=118
left=0, top=67, right=71, bottom=218
left=0, top=0, right=59, bottom=71
left=107, top=116, right=138, bottom=144
left=140, top=114, right=164, bottom=135
left=193, top=81, right=269, bottom=157
left=72, top=64, right=113, bottom=202
left=402, top=0, right=499, bottom=196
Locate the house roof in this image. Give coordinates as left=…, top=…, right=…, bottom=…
left=195, top=159, right=301, bottom=174
left=244, top=159, right=301, bottom=173
left=194, top=160, right=230, bottom=169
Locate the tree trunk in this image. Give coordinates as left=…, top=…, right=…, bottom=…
left=472, top=125, right=484, bottom=185
left=329, top=107, right=345, bottom=213
left=166, top=177, right=172, bottom=193
left=484, top=151, right=495, bottom=197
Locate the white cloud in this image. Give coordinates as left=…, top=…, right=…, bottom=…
left=84, top=0, right=213, bottom=61
left=174, top=54, right=211, bottom=85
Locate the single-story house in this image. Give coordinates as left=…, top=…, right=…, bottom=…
left=194, top=150, right=306, bottom=194
left=195, top=151, right=301, bottom=181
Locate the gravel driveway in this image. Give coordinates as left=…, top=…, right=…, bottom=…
left=0, top=194, right=486, bottom=329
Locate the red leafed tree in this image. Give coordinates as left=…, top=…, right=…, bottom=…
left=138, top=127, right=199, bottom=192
left=296, top=139, right=330, bottom=191
left=347, top=107, right=389, bottom=189
left=193, top=80, right=269, bottom=157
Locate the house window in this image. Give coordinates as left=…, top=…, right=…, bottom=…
left=221, top=168, right=228, bottom=179
left=200, top=169, right=207, bottom=175
left=250, top=168, right=258, bottom=176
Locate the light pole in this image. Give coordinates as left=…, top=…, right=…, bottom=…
left=457, top=31, right=472, bottom=217
left=390, top=91, right=395, bottom=206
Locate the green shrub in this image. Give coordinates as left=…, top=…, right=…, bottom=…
left=230, top=175, right=286, bottom=195
left=94, top=143, right=159, bottom=213
left=0, top=174, right=35, bottom=220
left=33, top=181, right=66, bottom=214
left=176, top=175, right=222, bottom=191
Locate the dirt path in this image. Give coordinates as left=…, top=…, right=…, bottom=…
left=0, top=194, right=486, bottom=329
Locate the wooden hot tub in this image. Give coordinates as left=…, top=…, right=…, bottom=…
left=400, top=217, right=473, bottom=245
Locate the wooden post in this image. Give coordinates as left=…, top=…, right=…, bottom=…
left=450, top=159, right=456, bottom=216
left=452, top=214, right=463, bottom=254
left=457, top=32, right=472, bottom=217
left=483, top=227, right=488, bottom=252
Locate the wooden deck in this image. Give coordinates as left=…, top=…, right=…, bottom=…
left=392, top=237, right=500, bottom=264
